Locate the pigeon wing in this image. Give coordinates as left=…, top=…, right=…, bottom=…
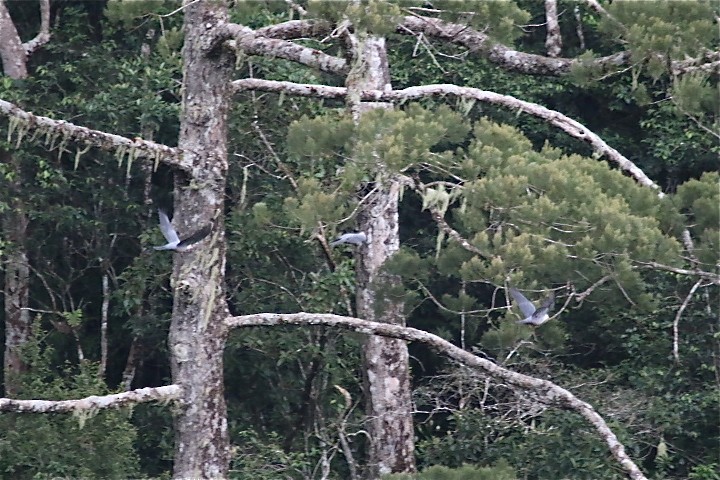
left=158, top=209, right=180, bottom=244
left=178, top=224, right=212, bottom=248
left=509, top=288, right=537, bottom=318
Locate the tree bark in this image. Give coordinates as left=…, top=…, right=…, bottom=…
left=347, top=36, right=416, bottom=477
left=0, top=0, right=28, bottom=79
left=545, top=0, right=562, bottom=58
left=1, top=153, right=30, bottom=395
left=168, top=1, right=233, bottom=477
left=0, top=2, right=30, bottom=396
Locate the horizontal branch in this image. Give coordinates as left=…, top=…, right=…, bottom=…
left=226, top=313, right=647, bottom=480
left=0, top=98, right=188, bottom=171
left=0, top=385, right=182, bottom=414
left=218, top=23, right=347, bottom=75
left=232, top=79, right=662, bottom=193
left=634, top=261, right=720, bottom=285
left=256, top=19, right=333, bottom=40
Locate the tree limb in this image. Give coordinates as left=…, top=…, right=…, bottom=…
left=673, top=279, right=703, bottom=363
left=544, top=0, right=562, bottom=58
left=397, top=15, right=630, bottom=76
left=232, top=78, right=663, bottom=193
left=218, top=23, right=347, bottom=75
left=0, top=98, right=187, bottom=171
left=0, top=385, right=182, bottom=413
left=23, top=0, right=51, bottom=56
left=634, top=261, right=720, bottom=285
left=225, top=312, right=648, bottom=480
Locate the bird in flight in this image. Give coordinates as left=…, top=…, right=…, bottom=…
left=330, top=232, right=367, bottom=247
left=153, top=209, right=212, bottom=252
left=509, top=287, right=555, bottom=326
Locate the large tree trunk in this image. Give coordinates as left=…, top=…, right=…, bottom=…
left=1, top=1, right=30, bottom=396
left=349, top=36, right=416, bottom=477
left=168, top=1, right=232, bottom=476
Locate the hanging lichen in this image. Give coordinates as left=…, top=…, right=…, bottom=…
left=115, top=144, right=127, bottom=170
left=74, top=143, right=92, bottom=170
left=126, top=146, right=137, bottom=178
left=73, top=404, right=100, bottom=430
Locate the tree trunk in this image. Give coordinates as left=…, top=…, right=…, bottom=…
left=2, top=152, right=30, bottom=395
left=168, top=1, right=233, bottom=477
left=0, top=2, right=30, bottom=396
left=348, top=36, right=416, bottom=477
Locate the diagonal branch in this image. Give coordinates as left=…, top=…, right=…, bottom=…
left=0, top=98, right=187, bottom=171
left=673, top=279, right=703, bottom=363
left=0, top=385, right=182, bottom=413
left=225, top=312, right=648, bottom=480
left=232, top=78, right=662, bottom=193
left=397, top=15, right=630, bottom=76
left=218, top=23, right=347, bottom=75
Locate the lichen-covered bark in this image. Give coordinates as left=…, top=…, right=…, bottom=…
left=348, top=36, right=415, bottom=477
left=2, top=153, right=30, bottom=395
left=0, top=4, right=30, bottom=396
left=168, top=1, right=233, bottom=477
left=0, top=0, right=28, bottom=79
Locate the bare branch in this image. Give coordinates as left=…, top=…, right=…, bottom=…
left=574, top=5, right=586, bottom=50
left=575, top=275, right=612, bottom=304
left=428, top=207, right=490, bottom=259
left=226, top=312, right=648, bottom=480
left=544, top=0, right=562, bottom=58
left=23, top=0, right=51, bottom=55
left=397, top=15, right=630, bottom=76
left=232, top=79, right=663, bottom=194
left=0, top=385, right=182, bottom=413
left=256, top=19, right=331, bottom=39
left=219, top=23, right=347, bottom=75
left=284, top=0, right=307, bottom=17
left=634, top=261, right=720, bottom=285
left=98, top=273, right=110, bottom=379
left=673, top=279, right=703, bottom=363
left=0, top=98, right=187, bottom=171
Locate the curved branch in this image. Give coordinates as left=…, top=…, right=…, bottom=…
left=0, top=385, right=182, bottom=413
left=232, top=78, right=662, bottom=193
left=225, top=312, right=648, bottom=480
left=218, top=23, right=347, bottom=75
left=673, top=279, right=703, bottom=363
left=0, top=98, right=187, bottom=171
left=23, top=0, right=51, bottom=56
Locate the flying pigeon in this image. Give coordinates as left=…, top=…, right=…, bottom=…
left=153, top=209, right=212, bottom=252
left=509, top=287, right=555, bottom=326
left=330, top=232, right=367, bottom=247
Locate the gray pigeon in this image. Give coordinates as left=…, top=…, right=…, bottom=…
left=330, top=232, right=367, bottom=247
left=153, top=209, right=212, bottom=252
left=509, top=288, right=555, bottom=326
